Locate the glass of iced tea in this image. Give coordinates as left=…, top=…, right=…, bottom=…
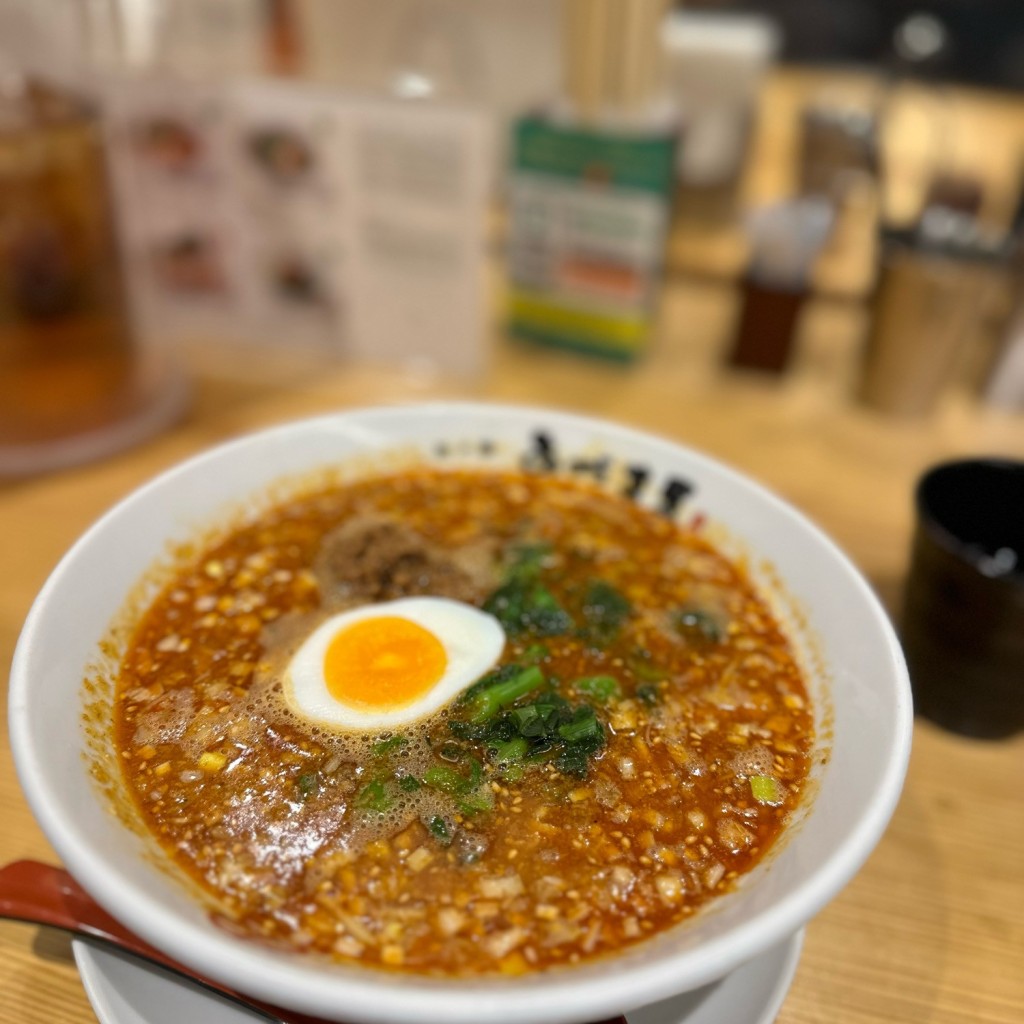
left=0, top=77, right=184, bottom=477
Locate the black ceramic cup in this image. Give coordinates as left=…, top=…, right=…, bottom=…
left=902, top=459, right=1024, bottom=739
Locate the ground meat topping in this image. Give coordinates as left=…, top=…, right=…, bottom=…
left=314, top=516, right=496, bottom=605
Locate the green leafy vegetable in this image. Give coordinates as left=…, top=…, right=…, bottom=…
left=423, top=764, right=471, bottom=796
left=354, top=779, right=393, bottom=814
left=296, top=773, right=318, bottom=800
left=555, top=742, right=602, bottom=778
left=460, top=664, right=523, bottom=703
left=449, top=714, right=516, bottom=744
left=490, top=736, right=529, bottom=766
left=557, top=705, right=603, bottom=744
left=483, top=542, right=573, bottom=637
left=371, top=734, right=407, bottom=758
left=629, top=648, right=666, bottom=681
left=484, top=580, right=573, bottom=637
left=398, top=775, right=422, bottom=792
left=422, top=758, right=491, bottom=816
left=580, top=581, right=631, bottom=643
left=509, top=698, right=566, bottom=737
left=636, top=683, right=660, bottom=706
left=457, top=788, right=495, bottom=815
left=750, top=775, right=785, bottom=805
left=521, top=643, right=550, bottom=665
left=450, top=663, right=609, bottom=788
left=674, top=608, right=724, bottom=643
left=439, top=742, right=466, bottom=762
left=504, top=542, right=552, bottom=582
left=426, top=814, right=453, bottom=846
left=574, top=674, right=622, bottom=702
left=491, top=694, right=606, bottom=779
left=463, top=665, right=545, bottom=723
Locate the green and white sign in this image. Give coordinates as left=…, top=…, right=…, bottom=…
left=507, top=116, right=677, bottom=360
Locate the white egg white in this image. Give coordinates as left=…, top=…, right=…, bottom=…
left=283, top=596, right=506, bottom=731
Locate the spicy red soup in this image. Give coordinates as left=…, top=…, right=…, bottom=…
left=114, top=468, right=814, bottom=976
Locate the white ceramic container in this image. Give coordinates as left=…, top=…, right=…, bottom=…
left=9, top=403, right=912, bottom=1024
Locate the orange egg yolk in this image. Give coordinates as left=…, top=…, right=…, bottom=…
left=323, top=616, right=448, bottom=710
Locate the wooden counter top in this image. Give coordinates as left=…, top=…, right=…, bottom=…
left=2, top=274, right=1022, bottom=1024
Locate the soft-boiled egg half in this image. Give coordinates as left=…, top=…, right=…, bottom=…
left=283, top=597, right=506, bottom=731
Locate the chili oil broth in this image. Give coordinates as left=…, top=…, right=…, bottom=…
left=114, top=469, right=814, bottom=976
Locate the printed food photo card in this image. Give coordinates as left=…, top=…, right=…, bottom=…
left=230, top=79, right=349, bottom=352
left=100, top=75, right=250, bottom=346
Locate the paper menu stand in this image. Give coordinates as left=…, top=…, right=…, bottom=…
left=334, top=95, right=493, bottom=378
left=100, top=73, right=492, bottom=375
left=506, top=115, right=677, bottom=361
left=231, top=82, right=492, bottom=373
left=99, top=75, right=255, bottom=350
left=230, top=78, right=349, bottom=353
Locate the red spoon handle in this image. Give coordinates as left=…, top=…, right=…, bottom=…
left=0, top=859, right=358, bottom=1024
left=0, top=859, right=627, bottom=1024
left=0, top=858, right=165, bottom=955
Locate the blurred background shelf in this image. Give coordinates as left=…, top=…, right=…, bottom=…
left=664, top=67, right=1024, bottom=294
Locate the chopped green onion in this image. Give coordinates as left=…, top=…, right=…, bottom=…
left=557, top=706, right=603, bottom=744
left=491, top=737, right=529, bottom=766
left=674, top=608, right=723, bottom=643
left=629, top=649, right=666, bottom=681
left=509, top=700, right=563, bottom=737
left=423, top=764, right=470, bottom=796
left=636, top=683, right=660, bottom=706
left=457, top=788, right=495, bottom=815
left=422, top=759, right=492, bottom=816
left=575, top=675, right=622, bottom=702
left=750, top=775, right=785, bottom=806
left=371, top=734, right=407, bottom=758
left=425, top=815, right=453, bottom=846
left=296, top=773, right=318, bottom=799
left=354, top=779, right=392, bottom=813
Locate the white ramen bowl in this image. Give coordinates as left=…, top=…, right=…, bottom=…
left=9, top=403, right=912, bottom=1024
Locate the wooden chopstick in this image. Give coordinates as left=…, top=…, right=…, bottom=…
left=564, top=0, right=670, bottom=120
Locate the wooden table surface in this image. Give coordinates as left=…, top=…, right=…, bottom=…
left=2, top=69, right=1024, bottom=1024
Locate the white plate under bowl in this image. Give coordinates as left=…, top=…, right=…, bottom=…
left=73, top=929, right=805, bottom=1024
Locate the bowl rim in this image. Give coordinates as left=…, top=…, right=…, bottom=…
left=8, top=400, right=914, bottom=1024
